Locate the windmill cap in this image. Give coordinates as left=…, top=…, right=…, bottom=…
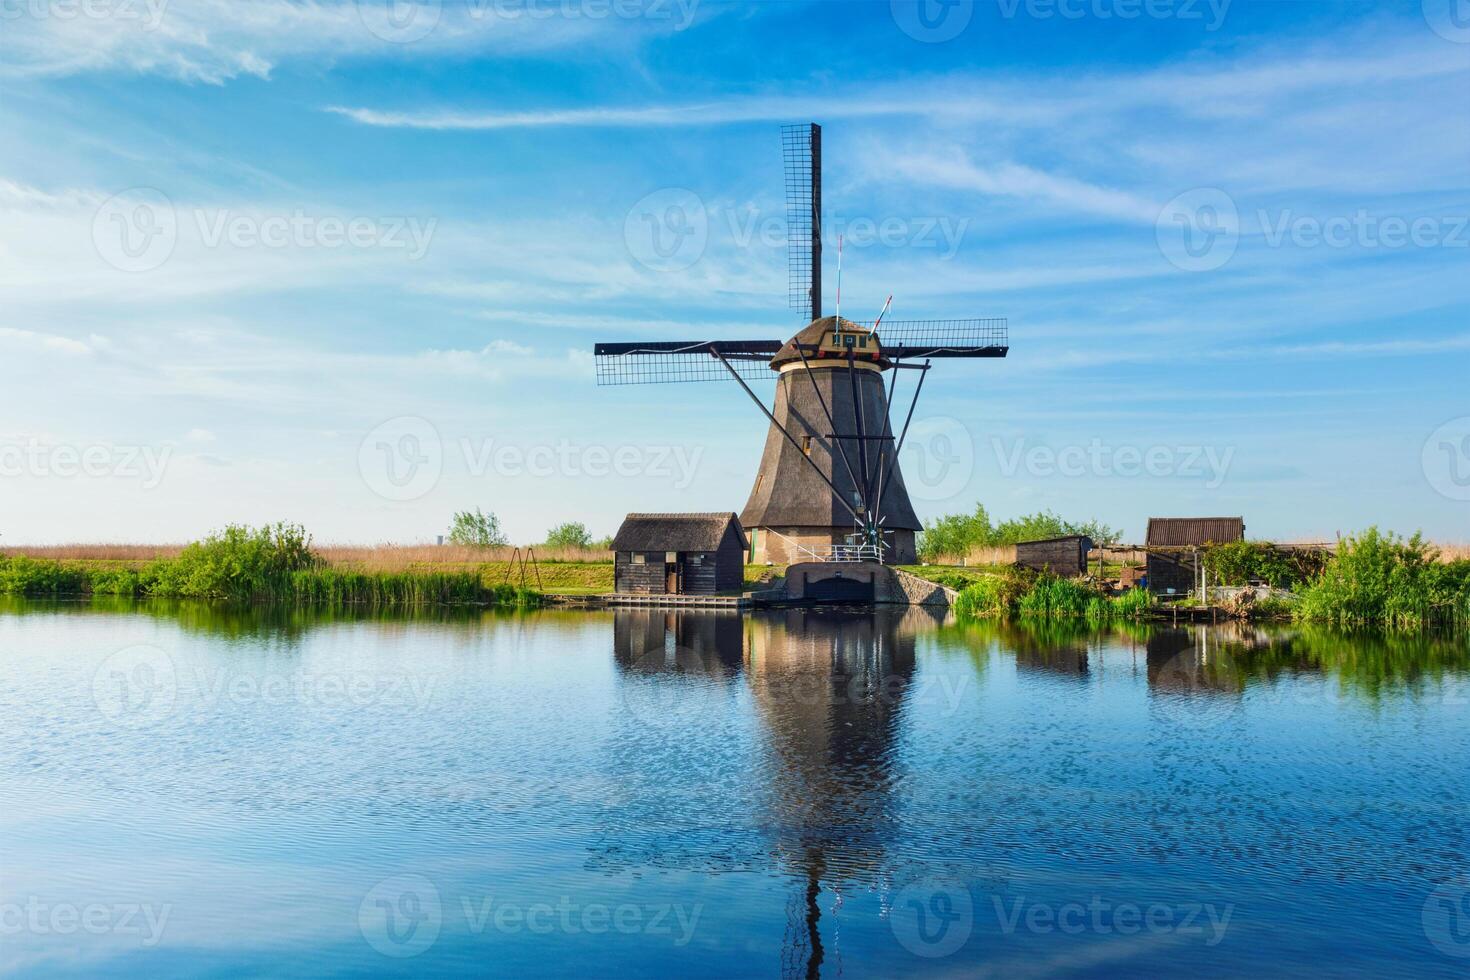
left=769, top=316, right=889, bottom=370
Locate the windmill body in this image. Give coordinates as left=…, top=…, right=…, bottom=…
left=740, top=317, right=921, bottom=564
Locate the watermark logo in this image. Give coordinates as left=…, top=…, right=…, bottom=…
left=0, top=440, right=172, bottom=488
left=0, top=898, right=171, bottom=947
left=993, top=437, right=1235, bottom=489
left=355, top=0, right=442, bottom=42
left=890, top=878, right=974, bottom=957
left=460, top=437, right=703, bottom=489
left=1424, top=0, right=1470, bottom=43
left=91, top=645, right=177, bottom=728
left=1258, top=209, right=1469, bottom=250
left=1423, top=881, right=1470, bottom=958
left=992, top=894, right=1232, bottom=944
left=1424, top=416, right=1470, bottom=501
left=0, top=0, right=169, bottom=29
left=995, top=0, right=1231, bottom=30
left=359, top=874, right=442, bottom=958
left=92, top=187, right=177, bottom=273
left=899, top=416, right=975, bottom=502
left=891, top=0, right=974, bottom=42
left=624, top=188, right=708, bottom=272
left=1157, top=188, right=1239, bottom=272
left=359, top=416, right=443, bottom=501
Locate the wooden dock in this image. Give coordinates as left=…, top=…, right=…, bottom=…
left=543, top=592, right=755, bottom=610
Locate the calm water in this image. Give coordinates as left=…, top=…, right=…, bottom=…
left=2, top=598, right=1469, bottom=978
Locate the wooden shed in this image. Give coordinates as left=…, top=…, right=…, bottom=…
left=1015, top=535, right=1094, bottom=576
left=1144, top=517, right=1245, bottom=595
left=611, top=513, right=748, bottom=596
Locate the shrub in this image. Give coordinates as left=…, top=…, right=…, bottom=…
left=448, top=508, right=508, bottom=547
left=144, top=522, right=318, bottom=601
left=543, top=521, right=593, bottom=549
left=917, top=505, right=1119, bottom=562
left=1207, top=540, right=1326, bottom=590
left=1296, top=528, right=1468, bottom=629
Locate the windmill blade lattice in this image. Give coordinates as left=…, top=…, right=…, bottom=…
left=594, top=340, right=783, bottom=385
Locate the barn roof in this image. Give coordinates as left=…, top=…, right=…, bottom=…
left=769, top=316, right=889, bottom=369
left=612, top=513, right=747, bottom=552
left=1145, top=517, right=1245, bottom=547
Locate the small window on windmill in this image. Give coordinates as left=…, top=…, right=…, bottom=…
left=843, top=333, right=857, bottom=349
left=802, top=435, right=812, bottom=456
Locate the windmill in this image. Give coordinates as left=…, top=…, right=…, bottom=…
left=595, top=123, right=1008, bottom=565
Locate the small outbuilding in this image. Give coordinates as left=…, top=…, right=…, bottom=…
left=1145, top=517, right=1245, bottom=595
left=612, top=513, right=748, bottom=595
left=1015, top=535, right=1094, bottom=577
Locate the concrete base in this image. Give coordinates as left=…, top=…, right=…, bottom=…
left=784, top=562, right=957, bottom=606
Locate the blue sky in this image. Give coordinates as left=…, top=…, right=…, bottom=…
left=1, top=0, right=1467, bottom=545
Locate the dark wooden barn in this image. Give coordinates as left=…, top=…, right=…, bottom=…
left=612, top=513, right=748, bottom=596
left=1015, top=535, right=1094, bottom=576
left=1144, top=517, right=1245, bottom=595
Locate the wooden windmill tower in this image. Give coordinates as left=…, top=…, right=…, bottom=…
left=595, top=124, right=1008, bottom=565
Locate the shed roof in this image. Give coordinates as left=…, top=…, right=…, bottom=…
left=1145, top=517, right=1245, bottom=547
left=612, top=513, right=747, bottom=552
left=1016, top=535, right=1094, bottom=547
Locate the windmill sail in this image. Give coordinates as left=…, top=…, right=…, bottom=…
left=594, top=340, right=782, bottom=385
left=849, top=318, right=1009, bottom=358
left=782, top=123, right=821, bottom=322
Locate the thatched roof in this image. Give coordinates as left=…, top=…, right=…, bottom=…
left=612, top=513, right=746, bottom=552
left=769, top=316, right=889, bottom=369
left=1145, top=517, right=1244, bottom=547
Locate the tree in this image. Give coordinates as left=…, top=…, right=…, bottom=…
left=543, top=521, right=594, bottom=549
left=448, top=508, right=507, bottom=547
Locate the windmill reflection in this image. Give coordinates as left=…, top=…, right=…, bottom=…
left=607, top=606, right=924, bottom=979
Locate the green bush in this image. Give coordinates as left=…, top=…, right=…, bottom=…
left=917, top=505, right=1118, bottom=562
left=448, top=508, right=508, bottom=547
left=543, top=521, right=593, bottom=549
left=1296, top=528, right=1468, bottom=629
left=143, top=522, right=318, bottom=601
left=1207, top=540, right=1325, bottom=590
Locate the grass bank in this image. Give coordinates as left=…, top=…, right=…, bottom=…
left=0, top=524, right=540, bottom=607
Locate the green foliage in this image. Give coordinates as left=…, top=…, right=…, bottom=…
left=1016, top=574, right=1111, bottom=621
left=1207, top=540, right=1326, bottom=590
left=0, top=556, right=88, bottom=595
left=543, top=521, right=593, bottom=549
left=448, top=508, right=508, bottom=547
left=952, top=572, right=1028, bottom=619
left=144, top=522, right=319, bottom=601
left=1111, top=587, right=1157, bottom=619
left=917, top=504, right=1119, bottom=561
left=1296, top=528, right=1469, bottom=629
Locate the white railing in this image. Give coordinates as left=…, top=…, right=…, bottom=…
left=764, top=529, right=885, bottom=563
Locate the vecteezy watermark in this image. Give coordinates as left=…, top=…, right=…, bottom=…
left=1423, top=417, right=1470, bottom=502
left=899, top=416, right=976, bottom=502
left=0, top=898, right=171, bottom=948
left=991, top=894, right=1234, bottom=945
left=91, top=189, right=438, bottom=272
left=1156, top=187, right=1239, bottom=272
left=92, top=645, right=178, bottom=728
left=1423, top=880, right=1470, bottom=958
left=460, top=438, right=703, bottom=490
left=92, top=187, right=177, bottom=273
left=890, top=879, right=974, bottom=957
left=358, top=876, right=702, bottom=957
left=1259, top=209, right=1470, bottom=250
left=1423, top=0, right=1470, bottom=44
left=0, top=439, right=172, bottom=488
left=359, top=416, right=443, bottom=502
left=624, top=188, right=709, bottom=273
left=993, top=437, right=1235, bottom=490
left=624, top=189, right=972, bottom=272
left=355, top=0, right=699, bottom=43
left=359, top=875, right=442, bottom=958
left=890, top=0, right=974, bottom=42
left=727, top=209, right=970, bottom=260
left=0, top=0, right=169, bottom=29
left=995, top=0, right=1231, bottom=30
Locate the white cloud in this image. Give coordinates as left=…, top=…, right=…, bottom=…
left=0, top=0, right=670, bottom=84
left=0, top=326, right=96, bottom=354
